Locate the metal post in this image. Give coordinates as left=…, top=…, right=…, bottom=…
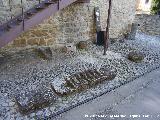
left=104, top=0, right=112, bottom=55
left=9, top=0, right=12, bottom=19
left=58, top=0, right=60, bottom=10
left=21, top=0, right=24, bottom=31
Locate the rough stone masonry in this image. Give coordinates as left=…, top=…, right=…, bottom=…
left=135, top=14, right=160, bottom=36
left=1, top=0, right=137, bottom=48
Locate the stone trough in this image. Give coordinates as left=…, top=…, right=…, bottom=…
left=51, top=68, right=117, bottom=97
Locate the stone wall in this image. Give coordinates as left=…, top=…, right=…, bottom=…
left=135, top=14, right=160, bottom=36
left=109, top=0, right=136, bottom=38
left=2, top=0, right=137, bottom=48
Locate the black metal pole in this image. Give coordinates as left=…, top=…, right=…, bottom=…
left=9, top=0, right=12, bottom=19
left=21, top=0, right=24, bottom=31
left=104, top=0, right=112, bottom=55
left=58, top=0, right=60, bottom=10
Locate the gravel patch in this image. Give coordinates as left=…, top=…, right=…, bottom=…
left=0, top=33, right=160, bottom=120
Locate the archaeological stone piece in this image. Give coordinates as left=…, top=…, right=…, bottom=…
left=59, top=44, right=77, bottom=53
left=128, top=51, right=145, bottom=63
left=51, top=69, right=117, bottom=97
left=60, top=46, right=68, bottom=53
left=15, top=88, right=57, bottom=114
left=35, top=47, right=52, bottom=60
left=77, top=41, right=88, bottom=49
left=127, top=23, right=138, bottom=40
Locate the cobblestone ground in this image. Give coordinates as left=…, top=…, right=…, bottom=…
left=0, top=33, right=160, bottom=120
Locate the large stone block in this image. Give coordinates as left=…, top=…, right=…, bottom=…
left=127, top=23, right=138, bottom=40
left=51, top=69, right=117, bottom=97
left=15, top=88, right=57, bottom=114
left=128, top=51, right=145, bottom=63
left=76, top=41, right=88, bottom=49
left=35, top=47, right=53, bottom=60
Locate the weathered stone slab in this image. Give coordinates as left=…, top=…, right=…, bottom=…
left=51, top=69, right=117, bottom=96
left=15, top=88, right=57, bottom=114
left=128, top=51, right=145, bottom=63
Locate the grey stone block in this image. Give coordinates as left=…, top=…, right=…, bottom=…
left=15, top=88, right=57, bottom=115
left=127, top=23, right=138, bottom=40
left=51, top=69, right=117, bottom=97
left=128, top=51, right=145, bottom=63
left=35, top=47, right=52, bottom=60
